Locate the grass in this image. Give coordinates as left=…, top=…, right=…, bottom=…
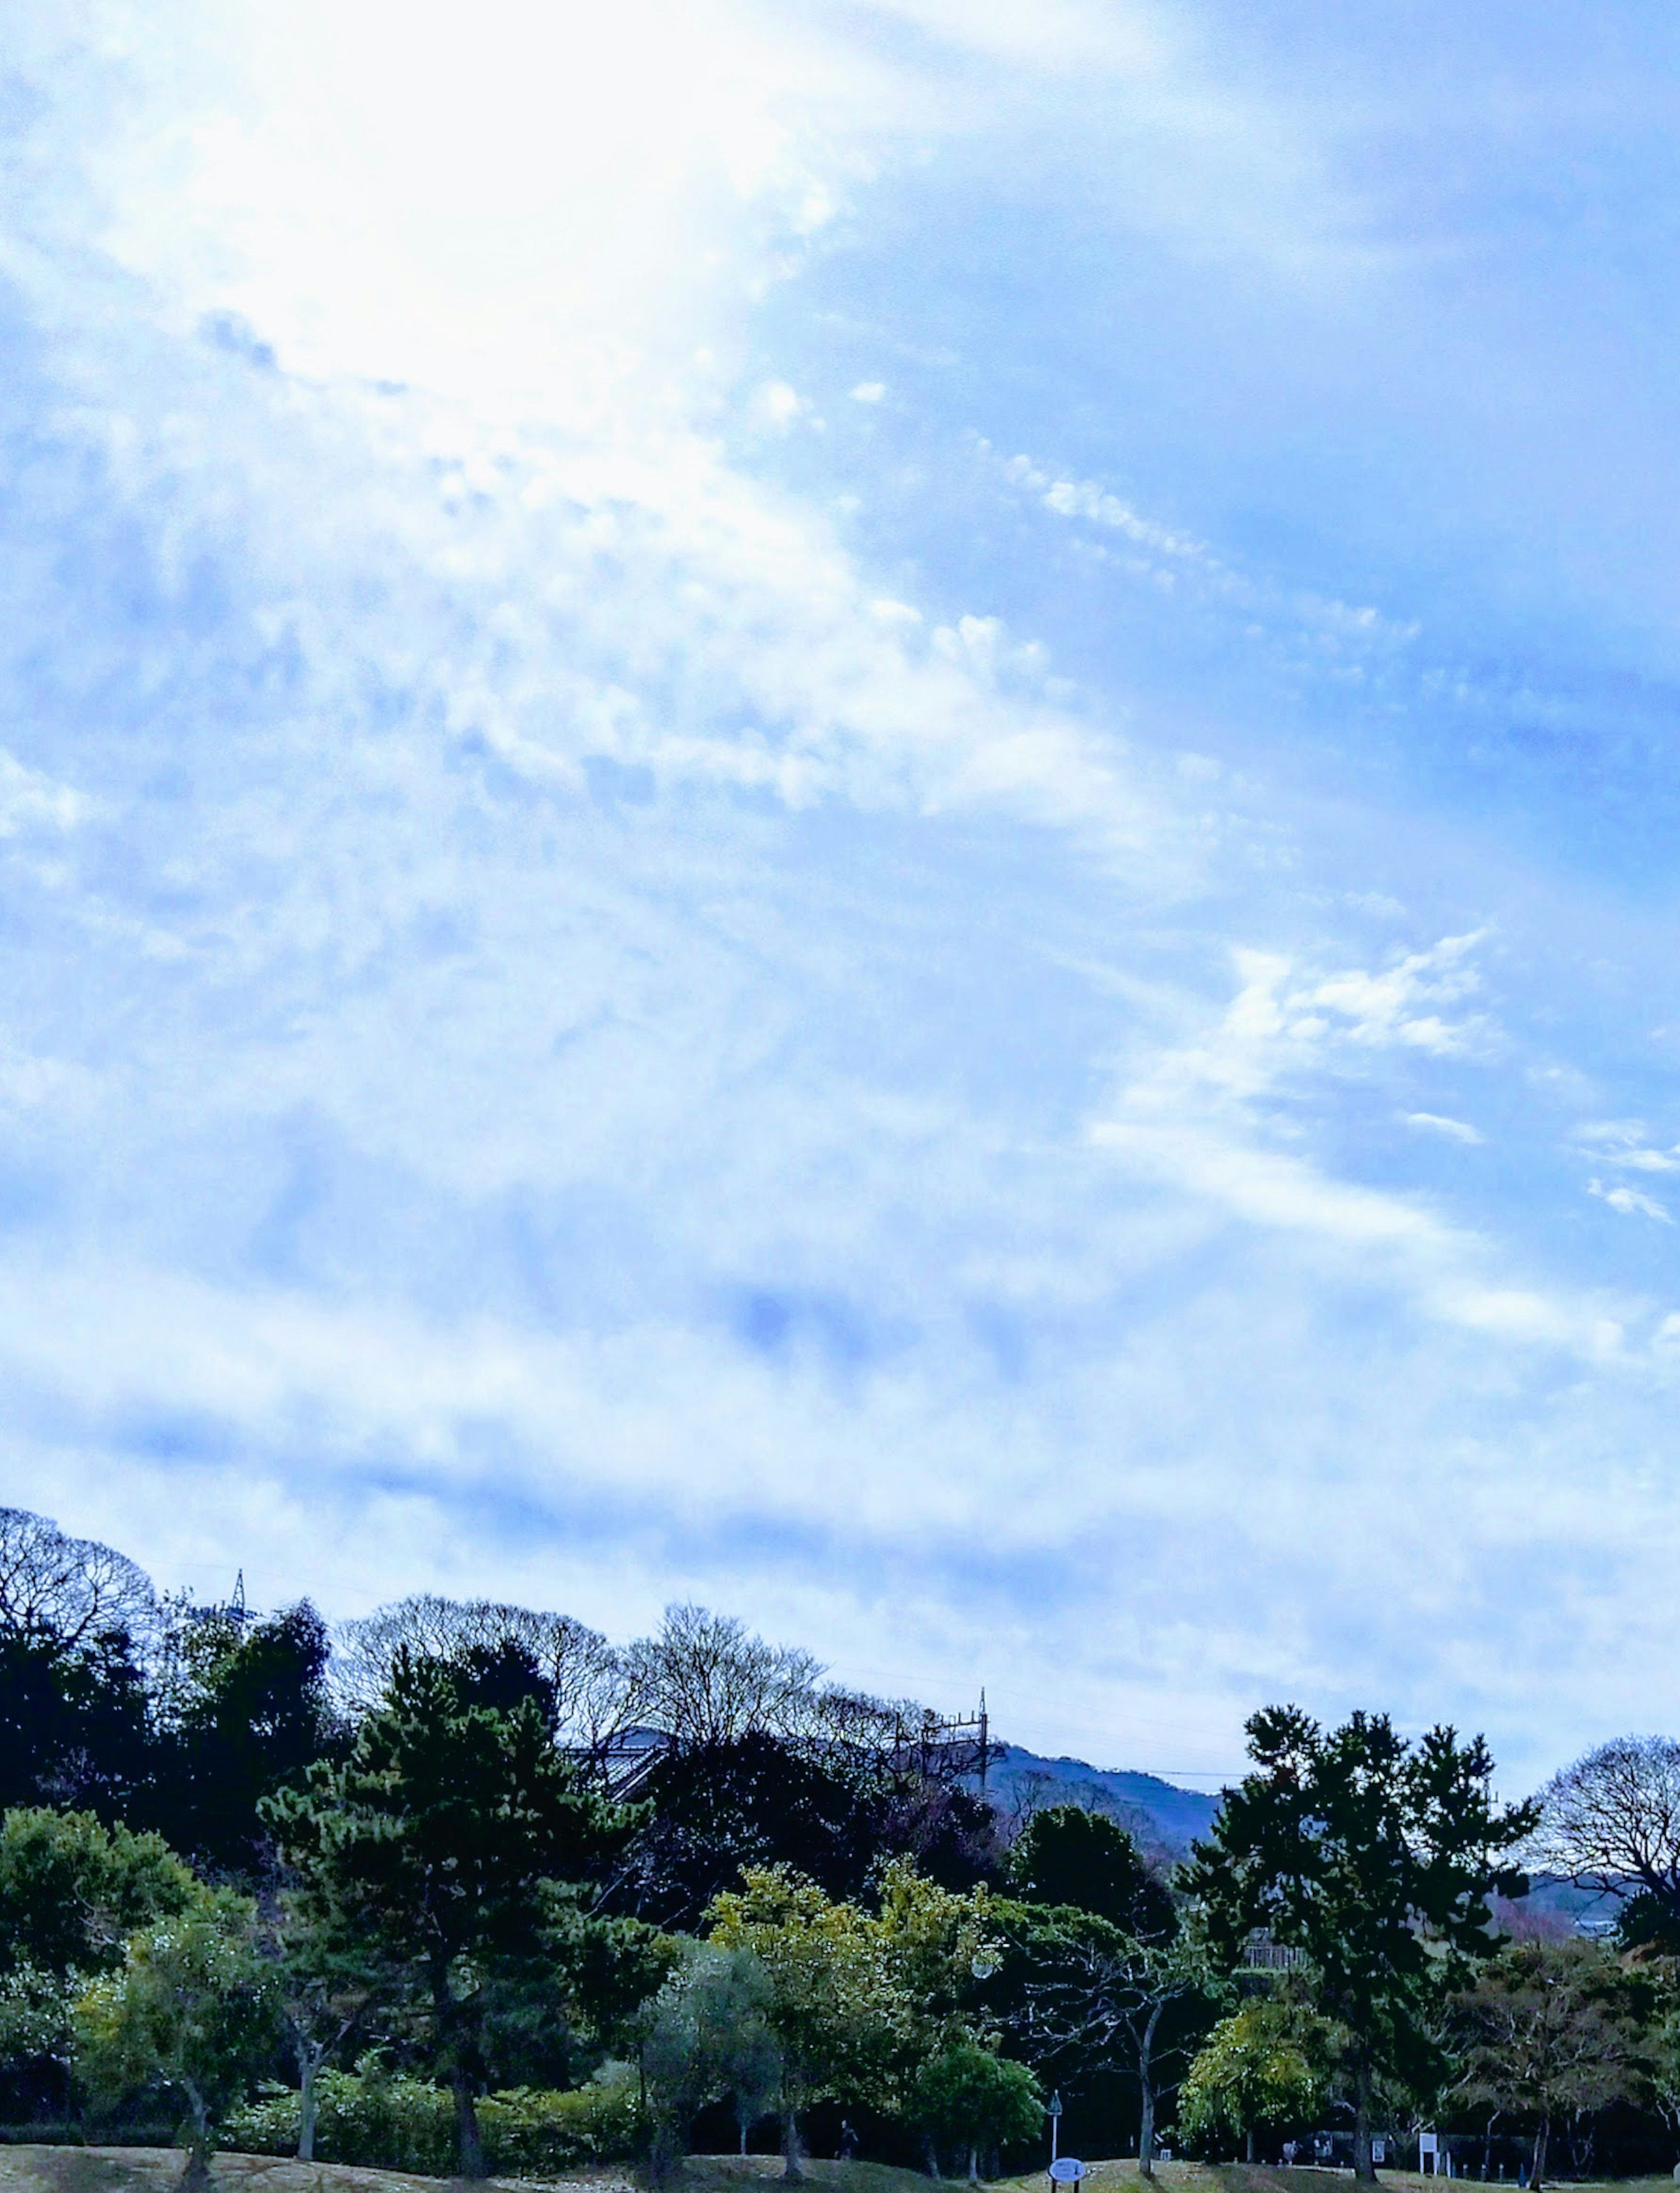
left=0, top=2154, right=1667, bottom=2193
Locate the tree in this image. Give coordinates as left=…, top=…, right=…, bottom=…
left=1011, top=1906, right=1216, bottom=2178
left=911, top=2041, right=1041, bottom=2181
left=707, top=1865, right=908, bottom=2180
left=1453, top=1938, right=1654, bottom=2191
left=0, top=1808, right=198, bottom=1975
left=73, top=1893, right=276, bottom=2189
left=333, top=1594, right=624, bottom=1749
left=1178, top=2001, right=1327, bottom=2162
left=0, top=1627, right=154, bottom=1819
left=1182, top=1706, right=1536, bottom=2182
left=621, top=1732, right=890, bottom=1930
left=873, top=1858, right=996, bottom=2054
left=1652, top=1992, right=1680, bottom=2160
left=1008, top=1808, right=1173, bottom=1939
left=640, top=1941, right=781, bottom=2177
left=1533, top=1738, right=1680, bottom=1935
left=0, top=1512, right=156, bottom=1822
left=0, top=1511, right=155, bottom=1651
left=265, top=1649, right=643, bottom=2176
left=261, top=1902, right=375, bottom=2162
left=0, top=1808, right=200, bottom=2115
left=154, top=1600, right=342, bottom=1879
left=625, top=1605, right=826, bottom=1747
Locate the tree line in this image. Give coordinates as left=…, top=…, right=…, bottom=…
left=1, top=1505, right=1679, bottom=2189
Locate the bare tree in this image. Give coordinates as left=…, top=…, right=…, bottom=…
left=1532, top=1737, right=1680, bottom=1923
left=0, top=1508, right=155, bottom=1649
left=1017, top=1923, right=1213, bottom=2179
left=622, top=1605, right=825, bottom=1748
left=332, top=1594, right=626, bottom=1745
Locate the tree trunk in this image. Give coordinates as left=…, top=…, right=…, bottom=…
left=180, top=2082, right=212, bottom=2192
left=1139, top=2072, right=1157, bottom=2181
left=298, top=2053, right=319, bottom=2163
left=1530, top=2117, right=1549, bottom=2193
left=967, top=2144, right=978, bottom=2183
left=923, top=2133, right=940, bottom=2178
left=739, top=2116, right=750, bottom=2158
left=1246, top=2128, right=1256, bottom=2165
left=648, top=2118, right=686, bottom=2189
left=434, top=1964, right=484, bottom=2180
left=450, top=2063, right=484, bottom=2181
left=1352, top=2058, right=1376, bottom=2183
left=782, top=2107, right=804, bottom=2183
left=1138, top=1997, right=1164, bottom=2182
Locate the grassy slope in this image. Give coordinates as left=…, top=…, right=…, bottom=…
left=0, top=2156, right=1669, bottom=2193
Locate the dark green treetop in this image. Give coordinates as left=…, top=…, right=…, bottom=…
left=1008, top=1807, right=1174, bottom=1939
left=262, top=1649, right=646, bottom=2175
left=1180, top=1705, right=1537, bottom=2180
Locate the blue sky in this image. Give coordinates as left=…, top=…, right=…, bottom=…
left=4, top=0, right=1680, bottom=1789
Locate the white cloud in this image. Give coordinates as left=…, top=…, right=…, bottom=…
left=1405, top=1111, right=1484, bottom=1144
left=10, top=0, right=1680, bottom=1791
left=0, top=751, right=87, bottom=837
left=1576, top=1121, right=1680, bottom=1172
left=1590, top=1180, right=1672, bottom=1224
left=1084, top=944, right=1613, bottom=1356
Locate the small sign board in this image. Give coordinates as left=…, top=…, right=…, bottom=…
left=1048, top=2161, right=1086, bottom=2183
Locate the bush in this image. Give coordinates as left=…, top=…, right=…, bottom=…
left=224, top=2066, right=455, bottom=2173
left=223, top=2061, right=646, bottom=2174
left=480, top=2073, right=645, bottom=2172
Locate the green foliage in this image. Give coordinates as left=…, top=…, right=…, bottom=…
left=224, top=2065, right=456, bottom=2173
left=1453, top=1937, right=1656, bottom=2190
left=910, top=2040, right=1041, bottom=2167
left=264, top=1647, right=645, bottom=2172
left=1183, top=1705, right=1537, bottom=2176
left=1620, top=1892, right=1680, bottom=1957
left=223, top=2062, right=645, bottom=2172
left=1177, top=2001, right=1327, bottom=2158
left=71, top=1892, right=277, bottom=2180
left=707, top=1865, right=909, bottom=2144
left=873, top=1859, right=996, bottom=2067
left=1653, top=1988, right=1680, bottom=2141
left=622, top=1733, right=893, bottom=1932
left=640, top=1940, right=781, bottom=2151
left=0, top=1808, right=199, bottom=1977
left=154, top=1601, right=341, bottom=1880
left=0, top=1633, right=154, bottom=1825
left=480, top=2072, right=646, bottom=2172
left=1008, top=1809, right=1172, bottom=1938
left=0, top=1964, right=76, bottom=2067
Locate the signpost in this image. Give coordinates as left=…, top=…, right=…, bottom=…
left=1047, top=2091, right=1064, bottom=2165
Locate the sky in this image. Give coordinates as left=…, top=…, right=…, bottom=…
left=4, top=0, right=1680, bottom=1793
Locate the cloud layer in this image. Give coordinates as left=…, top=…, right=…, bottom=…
left=4, top=0, right=1680, bottom=1788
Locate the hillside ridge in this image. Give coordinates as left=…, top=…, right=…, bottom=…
left=986, top=1746, right=1222, bottom=1860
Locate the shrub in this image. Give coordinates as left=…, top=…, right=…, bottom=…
left=479, top=2072, right=645, bottom=2172
left=224, top=2060, right=645, bottom=2174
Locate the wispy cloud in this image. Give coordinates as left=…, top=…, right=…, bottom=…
left=1590, top=1180, right=1672, bottom=1225
left=7, top=0, right=1680, bottom=1792
left=1405, top=1112, right=1484, bottom=1145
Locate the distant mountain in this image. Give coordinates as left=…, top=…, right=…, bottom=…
left=981, top=1748, right=1619, bottom=1939
left=984, top=1744, right=1223, bottom=1863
